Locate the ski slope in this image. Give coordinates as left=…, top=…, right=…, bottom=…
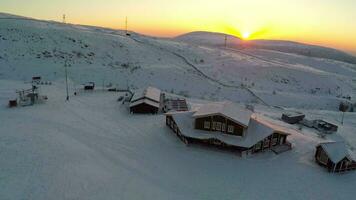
left=1, top=13, right=356, bottom=110
left=1, top=80, right=356, bottom=200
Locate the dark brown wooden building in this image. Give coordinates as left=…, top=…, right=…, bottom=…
left=129, top=87, right=161, bottom=114
left=315, top=142, right=356, bottom=173
left=165, top=102, right=293, bottom=156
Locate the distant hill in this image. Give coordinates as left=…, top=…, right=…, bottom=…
left=176, top=31, right=356, bottom=64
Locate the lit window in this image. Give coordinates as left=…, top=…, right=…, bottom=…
left=212, top=122, right=217, bottom=130
left=215, top=122, right=222, bottom=131
left=228, top=125, right=234, bottom=133
left=255, top=142, right=262, bottom=150
left=204, top=121, right=210, bottom=129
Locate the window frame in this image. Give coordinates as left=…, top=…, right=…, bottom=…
left=204, top=121, right=210, bottom=129
left=227, top=125, right=234, bottom=133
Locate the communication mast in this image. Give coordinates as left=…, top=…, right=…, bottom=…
left=125, top=16, right=130, bottom=36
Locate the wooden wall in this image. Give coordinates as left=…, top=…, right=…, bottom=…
left=194, top=115, right=245, bottom=136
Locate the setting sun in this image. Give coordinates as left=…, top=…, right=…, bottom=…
left=242, top=32, right=251, bottom=39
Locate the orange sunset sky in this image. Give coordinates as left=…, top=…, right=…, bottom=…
left=1, top=0, right=356, bottom=55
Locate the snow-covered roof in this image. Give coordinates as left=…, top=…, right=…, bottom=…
left=129, top=98, right=160, bottom=108
left=170, top=112, right=293, bottom=148
left=318, top=141, right=354, bottom=163
left=131, top=86, right=161, bottom=103
left=192, top=101, right=252, bottom=127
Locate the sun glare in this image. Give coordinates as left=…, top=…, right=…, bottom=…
left=242, top=32, right=250, bottom=39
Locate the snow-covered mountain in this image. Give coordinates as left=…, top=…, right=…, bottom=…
left=176, top=31, right=356, bottom=64
left=0, top=13, right=355, bottom=110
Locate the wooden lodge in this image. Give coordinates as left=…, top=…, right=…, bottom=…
left=165, top=102, right=292, bottom=156
left=315, top=142, right=356, bottom=173
left=129, top=86, right=162, bottom=114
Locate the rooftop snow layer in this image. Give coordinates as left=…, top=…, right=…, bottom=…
left=192, top=101, right=252, bottom=127
left=319, top=141, right=354, bottom=163
left=131, top=86, right=161, bottom=103
left=171, top=112, right=293, bottom=148
left=129, top=98, right=160, bottom=108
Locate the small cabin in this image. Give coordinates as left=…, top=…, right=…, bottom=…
left=281, top=112, right=305, bottom=124
left=315, top=142, right=356, bottom=173
left=84, top=82, right=95, bottom=90
left=129, top=86, right=162, bottom=114
left=165, top=101, right=293, bottom=156
left=32, top=76, right=42, bottom=84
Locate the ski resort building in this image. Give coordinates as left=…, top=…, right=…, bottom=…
left=315, top=141, right=356, bottom=173
left=165, top=102, right=293, bottom=156
left=129, top=86, right=162, bottom=114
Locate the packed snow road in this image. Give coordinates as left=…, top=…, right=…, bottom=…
left=0, top=81, right=355, bottom=200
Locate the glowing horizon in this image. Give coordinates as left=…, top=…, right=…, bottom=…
left=1, top=0, right=356, bottom=55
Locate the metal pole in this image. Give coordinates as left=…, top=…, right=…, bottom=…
left=341, top=111, right=345, bottom=125
left=65, top=60, right=69, bottom=101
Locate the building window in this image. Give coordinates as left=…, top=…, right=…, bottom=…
left=255, top=142, right=262, bottom=151
left=212, top=122, right=217, bottom=130
left=222, top=123, right=226, bottom=132
left=227, top=125, right=234, bottom=133
left=204, top=121, right=210, bottom=129
left=215, top=122, right=222, bottom=131
left=263, top=138, right=270, bottom=148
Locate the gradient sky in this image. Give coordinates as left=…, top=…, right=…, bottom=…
left=1, top=0, right=356, bottom=54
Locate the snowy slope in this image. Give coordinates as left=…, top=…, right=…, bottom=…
left=1, top=14, right=355, bottom=110
left=176, top=31, right=356, bottom=64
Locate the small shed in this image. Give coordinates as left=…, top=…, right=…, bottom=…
left=84, top=82, right=95, bottom=90
left=32, top=76, right=42, bottom=84
left=281, top=112, right=305, bottom=124
left=8, top=99, right=17, bottom=107
left=315, top=141, right=356, bottom=173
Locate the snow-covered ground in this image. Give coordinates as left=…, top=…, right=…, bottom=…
left=1, top=13, right=356, bottom=199
left=0, top=80, right=355, bottom=200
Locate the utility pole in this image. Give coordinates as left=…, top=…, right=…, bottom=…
left=62, top=14, right=66, bottom=24
left=224, top=35, right=227, bottom=48
left=64, top=59, right=69, bottom=101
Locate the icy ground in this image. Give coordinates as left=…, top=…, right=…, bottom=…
left=0, top=80, right=355, bottom=200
